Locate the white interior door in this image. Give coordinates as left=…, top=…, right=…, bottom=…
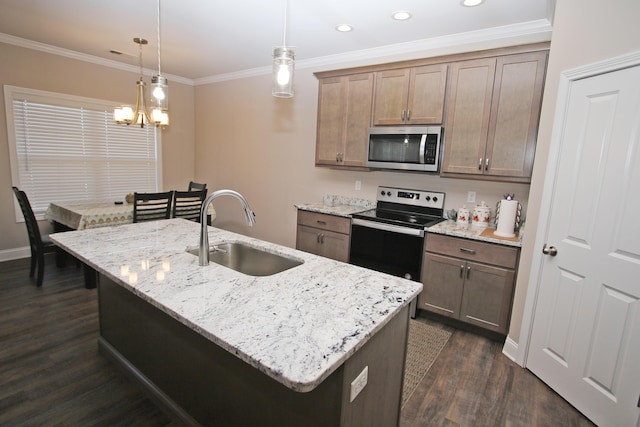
left=526, top=63, right=640, bottom=426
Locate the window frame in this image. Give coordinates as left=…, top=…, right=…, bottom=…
left=4, top=85, right=163, bottom=221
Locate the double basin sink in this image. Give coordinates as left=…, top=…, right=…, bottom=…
left=187, top=241, right=303, bottom=276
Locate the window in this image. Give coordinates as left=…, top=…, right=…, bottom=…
left=4, top=85, right=162, bottom=220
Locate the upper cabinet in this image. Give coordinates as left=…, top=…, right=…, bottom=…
left=315, top=73, right=374, bottom=168
left=441, top=51, right=548, bottom=181
left=313, top=43, right=549, bottom=179
left=372, top=64, right=448, bottom=125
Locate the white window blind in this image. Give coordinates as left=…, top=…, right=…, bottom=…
left=5, top=86, right=161, bottom=219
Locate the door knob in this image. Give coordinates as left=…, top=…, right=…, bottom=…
left=542, top=244, right=558, bottom=256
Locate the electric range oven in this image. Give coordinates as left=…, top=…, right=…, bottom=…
left=349, top=186, right=446, bottom=282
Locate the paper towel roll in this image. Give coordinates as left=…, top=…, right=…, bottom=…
left=495, top=200, right=518, bottom=237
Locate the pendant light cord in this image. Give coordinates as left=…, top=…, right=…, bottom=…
left=282, top=0, right=288, bottom=47
left=156, top=0, right=162, bottom=76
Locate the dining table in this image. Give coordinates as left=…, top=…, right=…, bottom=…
left=45, top=200, right=135, bottom=231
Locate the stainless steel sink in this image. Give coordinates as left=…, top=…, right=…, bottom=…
left=187, top=242, right=303, bottom=276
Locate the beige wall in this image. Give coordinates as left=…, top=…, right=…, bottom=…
left=508, top=0, right=640, bottom=343
left=0, top=42, right=195, bottom=253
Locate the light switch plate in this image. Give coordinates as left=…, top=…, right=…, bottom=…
left=355, top=180, right=362, bottom=191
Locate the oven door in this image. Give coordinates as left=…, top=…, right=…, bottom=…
left=349, top=218, right=424, bottom=281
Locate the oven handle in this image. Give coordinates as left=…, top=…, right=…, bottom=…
left=352, top=218, right=425, bottom=237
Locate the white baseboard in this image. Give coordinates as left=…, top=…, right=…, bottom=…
left=502, top=335, right=521, bottom=366
left=0, top=246, right=30, bottom=262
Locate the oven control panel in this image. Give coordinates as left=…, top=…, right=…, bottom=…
left=377, top=186, right=445, bottom=210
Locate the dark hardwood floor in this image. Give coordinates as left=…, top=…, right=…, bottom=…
left=1, top=255, right=594, bottom=426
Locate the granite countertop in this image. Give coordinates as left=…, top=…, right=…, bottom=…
left=50, top=218, right=421, bottom=393
left=428, top=220, right=523, bottom=248
left=294, top=194, right=376, bottom=217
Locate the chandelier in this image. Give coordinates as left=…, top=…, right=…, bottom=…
left=114, top=0, right=169, bottom=127
left=272, top=0, right=294, bottom=98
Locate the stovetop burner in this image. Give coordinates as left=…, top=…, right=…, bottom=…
left=351, top=186, right=446, bottom=229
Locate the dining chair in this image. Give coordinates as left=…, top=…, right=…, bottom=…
left=12, top=186, right=59, bottom=287
left=133, top=191, right=174, bottom=223
left=188, top=181, right=207, bottom=192
left=172, top=189, right=208, bottom=222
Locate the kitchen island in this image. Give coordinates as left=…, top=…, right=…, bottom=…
left=50, top=219, right=421, bottom=426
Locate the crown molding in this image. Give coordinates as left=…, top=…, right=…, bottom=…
left=0, top=33, right=193, bottom=86
left=2, top=18, right=552, bottom=87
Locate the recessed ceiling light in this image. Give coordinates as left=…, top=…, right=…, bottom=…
left=461, top=0, right=484, bottom=6
left=335, top=24, right=353, bottom=32
left=392, top=11, right=412, bottom=21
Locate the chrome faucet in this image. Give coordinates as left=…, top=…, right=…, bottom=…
left=199, top=189, right=256, bottom=266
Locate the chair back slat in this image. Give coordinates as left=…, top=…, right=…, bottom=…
left=133, top=191, right=174, bottom=223
left=188, top=181, right=207, bottom=192
left=173, top=189, right=207, bottom=222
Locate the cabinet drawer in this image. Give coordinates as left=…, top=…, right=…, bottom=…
left=425, top=234, right=518, bottom=269
left=297, top=210, right=351, bottom=235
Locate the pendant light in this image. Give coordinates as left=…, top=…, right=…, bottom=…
left=113, top=0, right=169, bottom=127
left=272, top=0, right=294, bottom=98
left=150, top=0, right=169, bottom=126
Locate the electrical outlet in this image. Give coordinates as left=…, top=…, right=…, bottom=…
left=350, top=366, right=368, bottom=402
left=467, top=191, right=476, bottom=203
left=355, top=180, right=362, bottom=191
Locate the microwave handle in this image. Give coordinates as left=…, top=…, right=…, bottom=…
left=419, top=134, right=427, bottom=164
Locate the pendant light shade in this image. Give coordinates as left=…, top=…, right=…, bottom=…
left=272, top=47, right=295, bottom=98
left=272, top=0, right=294, bottom=98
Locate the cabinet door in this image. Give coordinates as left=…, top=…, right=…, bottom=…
left=342, top=73, right=374, bottom=167
left=372, top=69, right=410, bottom=125
left=406, top=64, right=448, bottom=125
left=441, top=58, right=496, bottom=174
left=296, top=224, right=323, bottom=256
left=316, top=77, right=345, bottom=165
left=296, top=225, right=350, bottom=262
left=484, top=52, right=547, bottom=178
left=418, top=253, right=465, bottom=319
left=316, top=74, right=373, bottom=167
left=319, top=229, right=350, bottom=263
left=459, top=261, right=515, bottom=334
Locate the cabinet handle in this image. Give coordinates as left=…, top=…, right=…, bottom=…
left=407, top=110, right=411, bottom=121
left=321, top=234, right=325, bottom=244
left=466, top=266, right=471, bottom=279
left=485, top=158, right=490, bottom=171
left=460, top=248, right=476, bottom=255
left=460, top=264, right=464, bottom=278
left=401, top=109, right=406, bottom=121
left=478, top=158, right=483, bottom=170
left=316, top=233, right=321, bottom=244
left=316, top=220, right=327, bottom=225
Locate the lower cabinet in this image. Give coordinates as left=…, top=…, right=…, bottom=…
left=296, top=210, right=351, bottom=262
left=418, top=234, right=519, bottom=335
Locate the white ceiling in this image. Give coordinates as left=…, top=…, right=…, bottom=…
left=0, top=0, right=553, bottom=83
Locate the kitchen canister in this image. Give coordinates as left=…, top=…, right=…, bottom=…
left=495, top=196, right=519, bottom=237
left=456, top=206, right=470, bottom=225
left=471, top=201, right=491, bottom=228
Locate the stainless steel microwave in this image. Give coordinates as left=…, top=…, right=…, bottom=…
left=366, top=126, right=443, bottom=172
